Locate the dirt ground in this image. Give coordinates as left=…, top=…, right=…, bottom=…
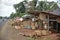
left=0, top=19, right=60, bottom=40
left=1, top=20, right=31, bottom=40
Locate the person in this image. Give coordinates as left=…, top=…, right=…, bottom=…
left=3, top=19, right=4, bottom=21
left=20, top=18, right=23, bottom=21
left=32, top=18, right=35, bottom=22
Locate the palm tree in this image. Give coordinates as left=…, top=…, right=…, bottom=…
left=36, top=1, right=59, bottom=11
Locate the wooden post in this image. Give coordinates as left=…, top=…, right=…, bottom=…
left=56, top=21, right=58, bottom=32
left=48, top=15, right=49, bottom=31
left=47, top=15, right=50, bottom=35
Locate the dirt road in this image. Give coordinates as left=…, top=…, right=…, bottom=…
left=0, top=19, right=30, bottom=40
left=0, top=19, right=8, bottom=40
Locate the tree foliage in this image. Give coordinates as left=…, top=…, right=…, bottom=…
left=14, top=0, right=59, bottom=12
left=36, top=1, right=59, bottom=11
left=10, top=12, right=16, bottom=18
left=10, top=0, right=59, bottom=18
left=14, top=2, right=25, bottom=13
left=0, top=16, right=3, bottom=19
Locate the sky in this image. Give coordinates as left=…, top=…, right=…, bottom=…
left=0, top=0, right=60, bottom=17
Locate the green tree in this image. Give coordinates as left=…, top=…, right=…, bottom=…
left=13, top=0, right=27, bottom=18
left=11, top=0, right=59, bottom=18
left=10, top=12, right=16, bottom=18
left=14, top=0, right=59, bottom=12
left=32, top=0, right=38, bottom=10
left=14, top=2, right=25, bottom=13
left=36, top=1, right=59, bottom=11
left=0, top=16, right=3, bottom=19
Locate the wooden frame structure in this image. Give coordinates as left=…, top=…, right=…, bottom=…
left=28, top=10, right=60, bottom=32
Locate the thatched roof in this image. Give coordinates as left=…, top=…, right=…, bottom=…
left=28, top=10, right=40, bottom=16
left=28, top=9, right=60, bottom=17
left=49, top=9, right=60, bottom=16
